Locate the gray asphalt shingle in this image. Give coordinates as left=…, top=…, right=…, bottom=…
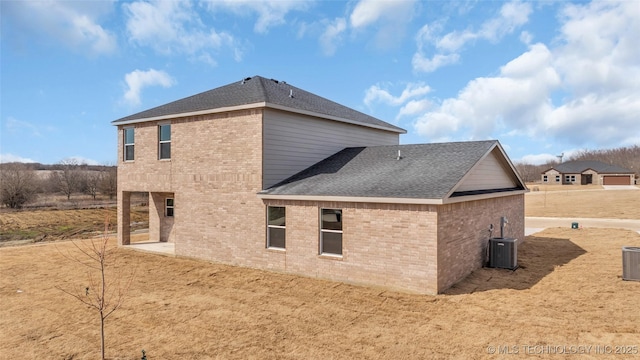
left=112, top=76, right=405, bottom=133
left=260, top=140, right=510, bottom=199
left=552, top=160, right=633, bottom=174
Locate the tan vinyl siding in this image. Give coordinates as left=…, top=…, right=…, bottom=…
left=262, top=109, right=399, bottom=188
left=456, top=150, right=517, bottom=192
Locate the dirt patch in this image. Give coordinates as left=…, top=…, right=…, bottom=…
left=525, top=189, right=640, bottom=219
left=1, top=228, right=639, bottom=359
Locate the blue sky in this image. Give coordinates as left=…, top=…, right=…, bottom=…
left=1, top=0, right=639, bottom=165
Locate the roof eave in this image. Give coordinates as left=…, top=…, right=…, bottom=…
left=257, top=194, right=444, bottom=205
left=110, top=102, right=268, bottom=126
left=257, top=189, right=528, bottom=205
left=110, top=102, right=407, bottom=134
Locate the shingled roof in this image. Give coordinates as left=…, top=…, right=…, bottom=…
left=112, top=76, right=405, bottom=133
left=546, top=160, right=633, bottom=174
left=259, top=140, right=525, bottom=203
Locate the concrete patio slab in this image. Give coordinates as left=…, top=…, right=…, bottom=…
left=126, top=242, right=175, bottom=256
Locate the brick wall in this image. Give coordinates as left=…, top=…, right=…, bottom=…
left=116, top=109, right=525, bottom=295
left=264, top=200, right=440, bottom=294
left=436, top=194, right=525, bottom=292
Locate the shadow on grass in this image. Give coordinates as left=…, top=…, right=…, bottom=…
left=444, top=235, right=586, bottom=295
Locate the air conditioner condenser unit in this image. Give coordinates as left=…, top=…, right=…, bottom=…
left=489, top=237, right=518, bottom=270
left=622, top=246, right=640, bottom=281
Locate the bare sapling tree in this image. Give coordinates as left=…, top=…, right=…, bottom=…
left=57, top=216, right=135, bottom=360
left=0, top=163, right=38, bottom=208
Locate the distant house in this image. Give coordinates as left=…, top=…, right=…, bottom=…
left=112, top=76, right=527, bottom=294
left=541, top=160, right=635, bottom=185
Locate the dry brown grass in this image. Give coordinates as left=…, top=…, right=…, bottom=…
left=525, top=189, right=640, bottom=219
left=0, top=207, right=148, bottom=244
left=1, top=228, right=639, bottom=359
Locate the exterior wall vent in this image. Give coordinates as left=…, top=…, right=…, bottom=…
left=622, top=246, right=640, bottom=281
left=489, top=238, right=518, bottom=270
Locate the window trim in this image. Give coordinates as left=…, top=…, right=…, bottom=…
left=165, top=198, right=174, bottom=217
left=555, top=175, right=560, bottom=182
left=123, top=127, right=135, bottom=161
left=543, top=175, right=548, bottom=182
left=319, top=208, right=343, bottom=257
left=158, top=123, right=171, bottom=160
left=266, top=206, right=286, bottom=249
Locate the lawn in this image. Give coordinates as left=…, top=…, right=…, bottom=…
left=1, top=188, right=639, bottom=359
left=1, top=227, right=639, bottom=359
left=525, top=188, right=640, bottom=219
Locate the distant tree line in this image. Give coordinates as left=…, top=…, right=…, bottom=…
left=515, top=145, right=640, bottom=183
left=0, top=160, right=117, bottom=209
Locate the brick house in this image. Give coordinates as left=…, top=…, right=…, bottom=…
left=541, top=160, right=635, bottom=185
left=113, top=76, right=527, bottom=294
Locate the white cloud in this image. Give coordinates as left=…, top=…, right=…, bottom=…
left=124, top=0, right=240, bottom=63
left=206, top=0, right=310, bottom=33
left=413, top=1, right=532, bottom=72
left=412, top=53, right=460, bottom=73
left=0, top=153, right=37, bottom=164
left=349, top=0, right=417, bottom=50
left=123, top=69, right=176, bottom=106
left=350, top=0, right=415, bottom=29
left=397, top=99, right=431, bottom=120
left=5, top=117, right=49, bottom=137
left=364, top=82, right=431, bottom=107
left=319, top=18, right=347, bottom=56
left=412, top=1, right=640, bottom=150
left=2, top=0, right=116, bottom=55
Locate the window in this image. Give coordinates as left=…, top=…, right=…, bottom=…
left=124, top=128, right=134, bottom=161
left=165, top=198, right=174, bottom=217
left=320, top=209, right=342, bottom=255
left=159, top=124, right=171, bottom=160
left=555, top=175, right=560, bottom=182
left=565, top=175, right=576, bottom=183
left=267, top=206, right=286, bottom=249
left=543, top=175, right=548, bottom=182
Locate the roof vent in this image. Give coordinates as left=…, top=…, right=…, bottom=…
left=241, top=77, right=251, bottom=84
left=289, top=89, right=294, bottom=98
left=396, top=150, right=402, bottom=160
left=271, top=78, right=279, bottom=84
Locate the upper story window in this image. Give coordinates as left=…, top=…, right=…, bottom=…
left=165, top=198, right=174, bottom=217
left=320, top=208, right=342, bottom=256
left=267, top=206, right=286, bottom=249
left=159, top=124, right=171, bottom=160
left=124, top=127, right=134, bottom=161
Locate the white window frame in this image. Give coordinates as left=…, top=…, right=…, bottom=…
left=124, top=127, right=134, bottom=161
left=165, top=198, right=174, bottom=217
left=266, top=206, right=286, bottom=249
left=320, top=208, right=343, bottom=256
left=555, top=175, right=560, bottom=182
left=158, top=123, right=171, bottom=160
left=543, top=175, right=548, bottom=182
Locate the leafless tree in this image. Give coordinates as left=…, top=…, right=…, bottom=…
left=84, top=171, right=101, bottom=200
left=49, top=159, right=85, bottom=200
left=0, top=163, right=38, bottom=208
left=99, top=166, right=117, bottom=200
left=57, top=217, right=135, bottom=360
